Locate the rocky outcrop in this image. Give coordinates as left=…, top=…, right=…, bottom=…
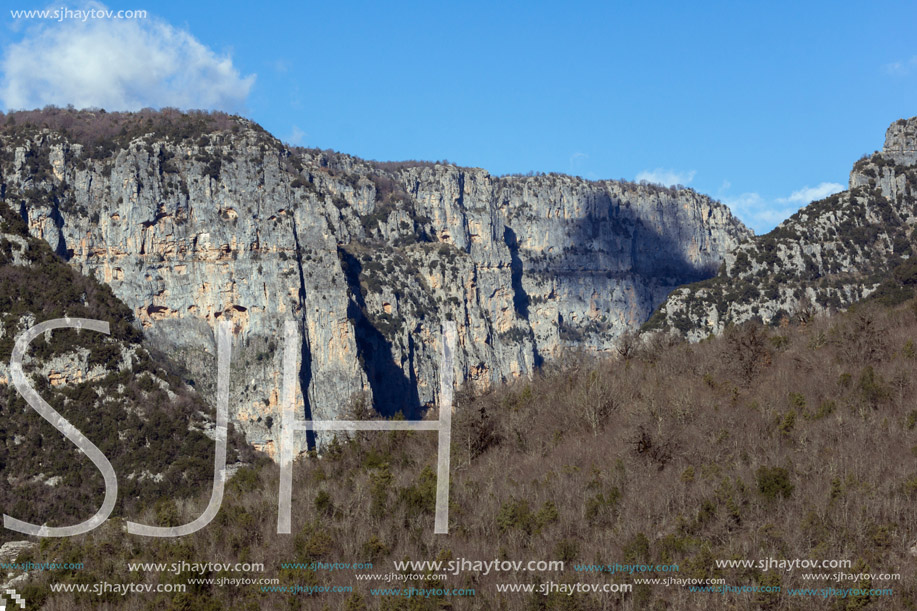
left=0, top=540, right=34, bottom=592
left=883, top=117, right=917, bottom=159
left=647, top=116, right=917, bottom=340
left=0, top=110, right=749, bottom=457
left=0, top=200, right=255, bottom=542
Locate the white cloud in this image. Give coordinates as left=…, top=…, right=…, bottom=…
left=722, top=182, right=845, bottom=234
left=885, top=56, right=917, bottom=76
left=0, top=2, right=255, bottom=111
left=635, top=168, right=696, bottom=187
left=569, top=152, right=588, bottom=174
left=287, top=125, right=306, bottom=146
left=776, top=182, right=844, bottom=205
left=724, top=192, right=794, bottom=230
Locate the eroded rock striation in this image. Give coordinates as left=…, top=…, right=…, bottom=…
left=0, top=201, right=255, bottom=543
left=0, top=110, right=748, bottom=457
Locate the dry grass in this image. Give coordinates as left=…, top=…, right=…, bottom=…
left=20, top=300, right=917, bottom=610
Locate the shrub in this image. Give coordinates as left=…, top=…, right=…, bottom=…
left=584, top=487, right=620, bottom=526
left=496, top=498, right=534, bottom=535
left=553, top=538, right=579, bottom=562
left=622, top=532, right=650, bottom=563
left=778, top=411, right=796, bottom=436
left=314, top=490, right=334, bottom=517
left=756, top=466, right=793, bottom=500
left=361, top=536, right=389, bottom=561
left=399, top=465, right=437, bottom=519
left=293, top=522, right=334, bottom=562
left=858, top=365, right=890, bottom=405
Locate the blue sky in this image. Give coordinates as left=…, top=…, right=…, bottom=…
left=1, top=1, right=916, bottom=233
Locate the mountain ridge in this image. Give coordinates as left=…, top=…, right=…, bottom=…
left=0, top=107, right=749, bottom=456
left=645, top=116, right=917, bottom=339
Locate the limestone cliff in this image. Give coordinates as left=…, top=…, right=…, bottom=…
left=0, top=201, right=254, bottom=543
left=0, top=109, right=749, bottom=457
left=646, top=117, right=917, bottom=340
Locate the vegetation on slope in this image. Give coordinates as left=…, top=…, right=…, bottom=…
left=0, top=107, right=261, bottom=152
left=0, top=202, right=256, bottom=546
left=18, top=298, right=917, bottom=610
left=645, top=151, right=917, bottom=338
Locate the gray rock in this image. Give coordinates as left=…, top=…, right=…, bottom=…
left=2, top=115, right=748, bottom=459
left=648, top=116, right=917, bottom=340
left=0, top=540, right=34, bottom=564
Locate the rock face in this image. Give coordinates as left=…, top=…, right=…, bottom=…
left=0, top=200, right=255, bottom=543
left=647, top=116, right=917, bottom=340
left=883, top=117, right=917, bottom=159
left=0, top=540, right=34, bottom=591
left=0, top=110, right=749, bottom=458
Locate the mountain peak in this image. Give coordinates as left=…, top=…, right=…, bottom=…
left=884, top=116, right=917, bottom=157
left=647, top=117, right=917, bottom=340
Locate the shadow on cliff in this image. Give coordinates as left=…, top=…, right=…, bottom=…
left=503, top=226, right=530, bottom=318
left=338, top=248, right=422, bottom=419
left=517, top=188, right=721, bottom=331
left=503, top=225, right=543, bottom=367
left=290, top=219, right=317, bottom=450
left=49, top=204, right=69, bottom=260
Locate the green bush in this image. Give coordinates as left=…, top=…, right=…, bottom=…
left=496, top=498, right=534, bottom=534
left=314, top=490, right=334, bottom=517
left=622, top=532, right=650, bottom=563
left=756, top=466, right=793, bottom=500
left=293, top=521, right=333, bottom=562
left=399, top=465, right=437, bottom=519
left=584, top=487, right=620, bottom=526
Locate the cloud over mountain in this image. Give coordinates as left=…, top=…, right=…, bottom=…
left=1, top=3, right=255, bottom=111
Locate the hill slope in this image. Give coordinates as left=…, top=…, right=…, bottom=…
left=17, top=299, right=917, bottom=610
left=0, top=200, right=256, bottom=546
left=646, top=116, right=917, bottom=339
